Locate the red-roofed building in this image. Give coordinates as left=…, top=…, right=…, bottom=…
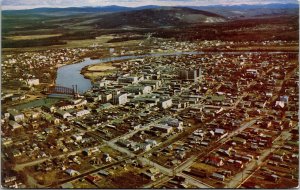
left=205, top=156, right=224, bottom=167
left=85, top=175, right=101, bottom=183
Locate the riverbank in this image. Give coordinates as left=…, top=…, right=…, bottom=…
left=57, top=50, right=298, bottom=93
left=81, top=62, right=118, bottom=81
left=86, top=63, right=116, bottom=72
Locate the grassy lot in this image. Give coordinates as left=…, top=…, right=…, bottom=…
left=12, top=98, right=63, bottom=110
left=63, top=35, right=115, bottom=48
left=72, top=179, right=98, bottom=188
left=191, top=162, right=217, bottom=173
left=99, top=146, right=123, bottom=158
left=2, top=35, right=144, bottom=53
left=83, top=70, right=117, bottom=81
left=5, top=34, right=62, bottom=40
left=234, top=45, right=299, bottom=51
left=87, top=63, right=116, bottom=71
left=109, top=170, right=150, bottom=188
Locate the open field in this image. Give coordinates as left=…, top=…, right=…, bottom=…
left=87, top=64, right=116, bottom=72
left=82, top=63, right=118, bottom=81
left=2, top=35, right=144, bottom=53
left=84, top=71, right=116, bottom=80
left=2, top=11, right=298, bottom=49
left=4, top=34, right=62, bottom=40
left=72, top=179, right=98, bottom=188
left=190, top=162, right=217, bottom=174
left=62, top=35, right=115, bottom=48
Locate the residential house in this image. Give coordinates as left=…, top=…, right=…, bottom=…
left=141, top=171, right=156, bottom=181
left=118, top=76, right=138, bottom=84
left=98, top=170, right=110, bottom=177
left=232, top=137, right=246, bottom=144
left=42, top=105, right=56, bottom=113
left=154, top=124, right=173, bottom=134
left=71, top=134, right=83, bottom=142
left=161, top=118, right=183, bottom=131
left=55, top=110, right=72, bottom=119
left=11, top=149, right=22, bottom=157
left=85, top=175, right=101, bottom=183
left=4, top=176, right=17, bottom=183
left=74, top=109, right=90, bottom=117
left=140, top=80, right=162, bottom=90
left=8, top=110, right=24, bottom=122
left=8, top=121, right=22, bottom=130
left=145, top=139, right=157, bottom=147
left=275, top=101, right=285, bottom=108
left=82, top=148, right=92, bottom=156
left=26, top=78, right=39, bottom=86
left=61, top=182, right=74, bottom=188
left=175, top=150, right=186, bottom=160
left=65, top=169, right=80, bottom=176
left=205, top=156, right=224, bottom=167
left=103, top=153, right=112, bottom=162
left=2, top=137, right=13, bottom=147
left=147, top=168, right=159, bottom=175
left=139, top=143, right=152, bottom=151
left=124, top=85, right=152, bottom=95
left=211, top=172, right=225, bottom=181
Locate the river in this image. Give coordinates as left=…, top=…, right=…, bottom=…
left=56, top=52, right=201, bottom=92
left=55, top=51, right=296, bottom=93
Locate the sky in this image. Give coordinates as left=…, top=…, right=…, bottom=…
left=1, top=0, right=299, bottom=10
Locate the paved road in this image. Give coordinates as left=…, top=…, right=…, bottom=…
left=199, top=118, right=258, bottom=162
left=14, top=144, right=105, bottom=172
left=106, top=141, right=136, bottom=157
left=223, top=66, right=297, bottom=188
left=143, top=176, right=171, bottom=188
left=110, top=116, right=169, bottom=143
left=174, top=155, right=197, bottom=174
left=105, top=116, right=170, bottom=158
left=27, top=175, right=45, bottom=188
left=138, top=156, right=172, bottom=176
left=49, top=157, right=130, bottom=188
left=225, top=130, right=291, bottom=188
left=178, top=173, right=214, bottom=188
left=47, top=64, right=296, bottom=188
left=227, top=119, right=257, bottom=139
left=167, top=118, right=259, bottom=188
left=146, top=118, right=258, bottom=187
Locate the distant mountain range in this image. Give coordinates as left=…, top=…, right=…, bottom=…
left=2, top=5, right=153, bottom=16
left=190, top=3, right=299, bottom=18
left=2, top=4, right=298, bottom=48
left=90, top=7, right=226, bottom=29
left=2, top=6, right=227, bottom=33
left=3, top=3, right=299, bottom=18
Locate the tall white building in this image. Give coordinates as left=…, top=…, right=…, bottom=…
left=112, top=93, right=128, bottom=105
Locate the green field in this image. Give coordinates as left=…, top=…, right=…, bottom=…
left=2, top=7, right=298, bottom=49
left=5, top=34, right=62, bottom=40
left=13, top=98, right=64, bottom=110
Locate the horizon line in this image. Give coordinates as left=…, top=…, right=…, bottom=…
left=2, top=2, right=299, bottom=11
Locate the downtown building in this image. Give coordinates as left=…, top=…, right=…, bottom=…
left=178, top=67, right=201, bottom=82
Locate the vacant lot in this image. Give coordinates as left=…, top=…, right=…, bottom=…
left=191, top=162, right=217, bottom=173
left=87, top=63, right=116, bottom=72
left=110, top=170, right=150, bottom=188
left=5, top=34, right=62, bottom=40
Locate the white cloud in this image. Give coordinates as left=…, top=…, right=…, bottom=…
left=2, top=0, right=299, bottom=10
